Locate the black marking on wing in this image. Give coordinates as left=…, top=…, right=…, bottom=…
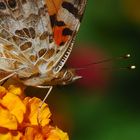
left=7, top=0, right=17, bottom=9
left=50, top=14, right=66, bottom=27
left=0, top=2, right=6, bottom=10
left=62, top=2, right=78, bottom=18
left=62, top=28, right=73, bottom=36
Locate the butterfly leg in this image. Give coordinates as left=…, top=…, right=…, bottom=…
left=0, top=72, right=16, bottom=84
left=36, top=86, right=53, bottom=124
left=1, top=79, right=9, bottom=86
left=0, top=67, right=26, bottom=85
left=37, top=86, right=53, bottom=104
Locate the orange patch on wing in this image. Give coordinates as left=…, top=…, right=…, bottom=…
left=53, top=26, right=69, bottom=46
left=45, top=0, right=62, bottom=15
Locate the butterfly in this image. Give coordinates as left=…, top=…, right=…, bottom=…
left=0, top=0, right=87, bottom=96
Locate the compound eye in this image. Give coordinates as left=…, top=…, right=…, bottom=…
left=64, top=71, right=72, bottom=81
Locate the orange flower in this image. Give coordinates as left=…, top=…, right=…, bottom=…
left=0, top=85, right=69, bottom=140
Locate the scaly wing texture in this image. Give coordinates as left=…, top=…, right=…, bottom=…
left=0, top=0, right=53, bottom=78
left=45, top=0, right=87, bottom=73
left=0, top=0, right=87, bottom=80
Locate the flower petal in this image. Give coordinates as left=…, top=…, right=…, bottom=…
left=13, top=132, right=23, bottom=140
left=0, top=106, right=17, bottom=130
left=0, top=131, right=22, bottom=140
left=0, top=86, right=7, bottom=98
left=47, top=127, right=69, bottom=140
left=8, top=85, right=23, bottom=98
left=24, top=97, right=51, bottom=126
left=0, top=132, right=11, bottom=140
left=0, top=92, right=26, bottom=124
left=23, top=127, right=44, bottom=140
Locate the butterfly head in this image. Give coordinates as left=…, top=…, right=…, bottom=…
left=56, top=68, right=82, bottom=85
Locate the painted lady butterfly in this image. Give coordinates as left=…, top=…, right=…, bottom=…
left=0, top=0, right=87, bottom=96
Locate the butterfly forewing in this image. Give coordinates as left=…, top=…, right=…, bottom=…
left=45, top=0, right=87, bottom=72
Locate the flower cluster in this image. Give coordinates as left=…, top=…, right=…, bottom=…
left=0, top=85, right=69, bottom=140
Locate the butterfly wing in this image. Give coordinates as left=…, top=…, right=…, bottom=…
left=45, top=0, right=87, bottom=73
left=0, top=0, right=87, bottom=81
left=0, top=0, right=53, bottom=78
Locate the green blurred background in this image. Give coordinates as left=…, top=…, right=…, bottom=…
left=28, top=0, right=140, bottom=139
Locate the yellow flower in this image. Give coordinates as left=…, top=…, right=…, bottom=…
left=0, top=85, right=69, bottom=140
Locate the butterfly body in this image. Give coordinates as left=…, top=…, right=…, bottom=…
left=20, top=68, right=81, bottom=86
left=0, top=0, right=87, bottom=87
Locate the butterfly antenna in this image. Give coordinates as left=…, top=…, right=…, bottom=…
left=73, top=54, right=136, bottom=71
left=82, top=54, right=131, bottom=67
left=118, top=65, right=136, bottom=70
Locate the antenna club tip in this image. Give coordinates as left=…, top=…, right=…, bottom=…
left=125, top=54, right=131, bottom=58
left=130, top=65, right=136, bottom=70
